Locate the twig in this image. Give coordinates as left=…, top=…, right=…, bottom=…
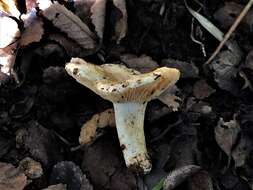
left=206, top=0, right=253, bottom=64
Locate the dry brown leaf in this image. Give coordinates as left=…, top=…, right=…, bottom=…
left=41, top=2, right=97, bottom=50
left=215, top=118, right=240, bottom=156
left=20, top=18, right=44, bottom=46
left=112, top=0, right=127, bottom=43
left=120, top=54, right=159, bottom=73
left=90, top=0, right=106, bottom=39
left=0, top=162, right=27, bottom=190
left=79, top=109, right=115, bottom=145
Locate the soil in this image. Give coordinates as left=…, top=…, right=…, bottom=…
left=1, top=0, right=253, bottom=190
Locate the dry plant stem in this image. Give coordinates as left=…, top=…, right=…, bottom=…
left=206, top=0, right=253, bottom=64
left=113, top=102, right=151, bottom=174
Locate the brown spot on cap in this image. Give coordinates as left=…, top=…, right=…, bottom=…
left=120, top=144, right=126, bottom=150
left=73, top=68, right=78, bottom=75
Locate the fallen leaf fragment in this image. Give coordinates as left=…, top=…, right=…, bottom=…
left=158, top=86, right=181, bottom=111
left=20, top=18, right=44, bottom=46
left=41, top=2, right=97, bottom=50
left=0, top=16, right=20, bottom=76
left=19, top=157, right=43, bottom=179
left=112, top=0, right=127, bottom=43
left=0, top=16, right=20, bottom=48
left=0, top=162, right=27, bottom=190
left=162, top=58, right=199, bottom=78
left=50, top=161, right=93, bottom=190
left=232, top=134, right=251, bottom=167
left=163, top=165, right=201, bottom=190
left=215, top=118, right=240, bottom=157
left=42, top=184, right=67, bottom=190
left=90, top=0, right=106, bottom=39
left=188, top=170, right=213, bottom=190
left=79, top=108, right=115, bottom=145
left=193, top=79, right=215, bottom=99
left=214, top=2, right=253, bottom=30
left=48, top=33, right=84, bottom=57
left=209, top=46, right=242, bottom=95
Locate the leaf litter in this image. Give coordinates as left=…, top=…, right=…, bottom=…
left=1, top=0, right=253, bottom=190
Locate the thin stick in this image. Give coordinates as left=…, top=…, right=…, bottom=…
left=206, top=0, right=253, bottom=64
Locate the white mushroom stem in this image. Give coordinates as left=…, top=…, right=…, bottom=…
left=113, top=102, right=152, bottom=174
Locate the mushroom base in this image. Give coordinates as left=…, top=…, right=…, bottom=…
left=113, top=102, right=152, bottom=174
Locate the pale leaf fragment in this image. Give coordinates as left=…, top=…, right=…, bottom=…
left=113, top=0, right=127, bottom=43
left=79, top=109, right=115, bottom=145
left=42, top=2, right=97, bottom=50
left=90, top=0, right=106, bottom=39
left=0, top=16, right=20, bottom=48
left=0, top=16, right=20, bottom=75
left=158, top=86, right=181, bottom=112
left=20, top=18, right=44, bottom=46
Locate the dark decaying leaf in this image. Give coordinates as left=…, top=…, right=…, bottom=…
left=161, top=58, right=199, bottom=78
left=42, top=184, right=67, bottom=190
left=193, top=79, right=215, bottom=100
left=245, top=49, right=253, bottom=71
left=214, top=2, right=253, bottom=30
left=232, top=134, right=252, bottom=167
left=0, top=135, right=12, bottom=158
left=163, top=165, right=201, bottom=190
left=15, top=121, right=63, bottom=168
left=0, top=162, right=27, bottom=190
left=144, top=143, right=169, bottom=189
left=188, top=170, right=213, bottom=190
left=215, top=118, right=240, bottom=157
left=41, top=2, right=97, bottom=50
left=209, top=42, right=243, bottom=95
left=48, top=33, right=84, bottom=57
left=50, top=161, right=93, bottom=190
left=82, top=134, right=137, bottom=190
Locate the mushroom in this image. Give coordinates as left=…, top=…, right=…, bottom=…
left=65, top=58, right=180, bottom=174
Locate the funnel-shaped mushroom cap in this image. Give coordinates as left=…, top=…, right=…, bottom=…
left=65, top=58, right=180, bottom=103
